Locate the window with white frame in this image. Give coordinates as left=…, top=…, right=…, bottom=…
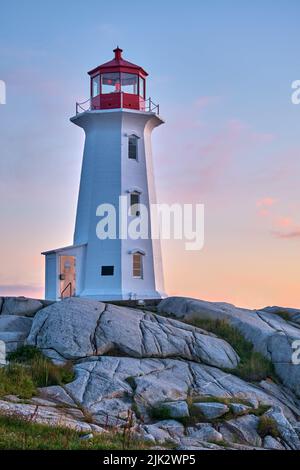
left=130, top=192, right=140, bottom=216
left=132, top=253, right=143, bottom=278
left=128, top=135, right=138, bottom=160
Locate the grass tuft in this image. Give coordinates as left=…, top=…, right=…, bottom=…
left=0, top=364, right=36, bottom=399
left=187, top=318, right=276, bottom=382
left=0, top=414, right=149, bottom=450
left=270, top=310, right=291, bottom=322
left=8, top=345, right=43, bottom=363
left=187, top=395, right=252, bottom=407
left=1, top=346, right=75, bottom=398
left=257, top=415, right=280, bottom=439
left=150, top=404, right=174, bottom=421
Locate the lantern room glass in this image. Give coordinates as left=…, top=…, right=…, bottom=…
left=100, top=73, right=140, bottom=95
left=121, top=73, right=138, bottom=95
left=92, top=75, right=100, bottom=97
left=139, top=77, right=145, bottom=98
left=101, top=73, right=121, bottom=94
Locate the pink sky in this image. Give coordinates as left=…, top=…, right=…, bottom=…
left=1, top=95, right=299, bottom=310
left=1, top=3, right=300, bottom=309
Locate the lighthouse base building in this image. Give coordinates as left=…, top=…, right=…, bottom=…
left=43, top=48, right=165, bottom=301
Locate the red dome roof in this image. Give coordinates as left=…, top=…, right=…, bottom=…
left=88, top=47, right=148, bottom=77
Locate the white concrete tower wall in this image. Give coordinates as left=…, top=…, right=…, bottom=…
left=71, top=108, right=165, bottom=300
left=120, top=110, right=165, bottom=299
left=72, top=110, right=122, bottom=299
left=43, top=48, right=166, bottom=301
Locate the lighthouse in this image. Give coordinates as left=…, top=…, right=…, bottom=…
left=43, top=48, right=165, bottom=301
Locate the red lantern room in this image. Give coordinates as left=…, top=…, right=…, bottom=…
left=88, top=47, right=148, bottom=111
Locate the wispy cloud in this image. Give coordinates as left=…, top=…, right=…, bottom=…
left=275, top=217, right=293, bottom=228
left=272, top=229, right=300, bottom=239
left=256, top=197, right=276, bottom=207
left=256, top=199, right=300, bottom=238
left=256, top=197, right=277, bottom=217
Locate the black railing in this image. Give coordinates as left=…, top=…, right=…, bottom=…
left=61, top=282, right=72, bottom=299
left=75, top=95, right=160, bottom=116
left=76, top=98, right=91, bottom=114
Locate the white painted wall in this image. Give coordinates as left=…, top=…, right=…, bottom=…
left=120, top=111, right=165, bottom=298
left=44, top=108, right=165, bottom=301
left=45, top=253, right=57, bottom=300
left=44, top=245, right=86, bottom=301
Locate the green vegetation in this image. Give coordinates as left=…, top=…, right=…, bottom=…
left=186, top=318, right=276, bottom=382
left=185, top=395, right=251, bottom=423
left=0, top=415, right=149, bottom=450
left=150, top=396, right=271, bottom=427
left=0, top=364, right=37, bottom=399
left=250, top=404, right=271, bottom=417
left=8, top=345, right=44, bottom=363
left=187, top=395, right=252, bottom=407
left=125, top=376, right=137, bottom=390
left=270, top=310, right=291, bottom=322
left=150, top=404, right=174, bottom=421
left=257, top=415, right=280, bottom=439
left=0, top=346, right=75, bottom=399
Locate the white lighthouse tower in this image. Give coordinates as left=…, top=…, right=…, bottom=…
left=43, top=48, right=165, bottom=301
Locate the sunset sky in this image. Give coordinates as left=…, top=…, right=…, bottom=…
left=0, top=0, right=300, bottom=309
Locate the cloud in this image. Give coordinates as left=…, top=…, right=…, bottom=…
left=256, top=197, right=277, bottom=208
left=156, top=109, right=276, bottom=204
left=275, top=217, right=293, bottom=228
left=256, top=199, right=300, bottom=239
left=272, top=229, right=300, bottom=239
left=269, top=215, right=300, bottom=239
left=256, top=197, right=277, bottom=217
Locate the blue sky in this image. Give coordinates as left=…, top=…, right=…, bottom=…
left=0, top=1, right=300, bottom=307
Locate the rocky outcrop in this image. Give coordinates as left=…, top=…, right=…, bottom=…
left=27, top=299, right=104, bottom=360
left=262, top=306, right=300, bottom=325
left=264, top=406, right=300, bottom=450
left=0, top=340, right=5, bottom=365
left=192, top=402, right=229, bottom=419
left=1, top=297, right=44, bottom=317
left=27, top=299, right=239, bottom=369
left=186, top=423, right=223, bottom=443
left=263, top=435, right=285, bottom=450
left=230, top=403, right=252, bottom=414
left=156, top=401, right=189, bottom=419
left=219, top=414, right=262, bottom=447
left=36, top=355, right=300, bottom=450
left=0, top=399, right=106, bottom=434
left=0, top=315, right=33, bottom=353
left=0, top=296, right=300, bottom=450
left=158, top=297, right=300, bottom=397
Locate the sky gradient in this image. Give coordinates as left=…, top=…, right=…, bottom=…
left=0, top=0, right=300, bottom=308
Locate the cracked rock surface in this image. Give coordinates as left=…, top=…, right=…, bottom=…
left=158, top=297, right=300, bottom=397
left=1, top=296, right=300, bottom=450
left=27, top=298, right=240, bottom=369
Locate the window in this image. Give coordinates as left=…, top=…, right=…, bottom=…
left=121, top=73, right=138, bottom=94
left=101, top=266, right=114, bottom=276
left=132, top=253, right=143, bottom=278
left=100, top=73, right=139, bottom=95
left=130, top=192, right=140, bottom=216
left=101, top=73, right=121, bottom=94
left=128, top=135, right=138, bottom=160
left=139, top=77, right=145, bottom=98
left=92, top=75, right=100, bottom=97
